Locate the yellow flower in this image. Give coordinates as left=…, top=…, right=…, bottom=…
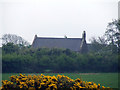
left=28, top=87, right=35, bottom=90
left=88, top=82, right=92, bottom=85
left=40, top=82, right=45, bottom=85
left=102, top=86, right=105, bottom=88
left=57, top=74, right=62, bottom=78
left=1, top=74, right=110, bottom=90
left=76, top=82, right=80, bottom=86
left=48, top=84, right=57, bottom=89
left=98, top=84, right=100, bottom=86
left=97, top=84, right=100, bottom=88
left=70, top=87, right=73, bottom=90
left=93, top=84, right=98, bottom=88
left=60, top=83, right=63, bottom=86
left=19, top=85, right=23, bottom=88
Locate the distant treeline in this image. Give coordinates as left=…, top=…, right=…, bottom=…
left=2, top=43, right=119, bottom=73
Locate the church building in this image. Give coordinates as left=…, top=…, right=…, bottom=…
left=32, top=31, right=88, bottom=53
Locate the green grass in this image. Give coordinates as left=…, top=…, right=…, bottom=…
left=1, top=73, right=119, bottom=88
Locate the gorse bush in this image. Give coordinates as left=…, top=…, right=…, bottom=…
left=2, top=74, right=111, bottom=90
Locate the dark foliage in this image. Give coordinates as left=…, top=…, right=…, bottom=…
left=2, top=43, right=119, bottom=73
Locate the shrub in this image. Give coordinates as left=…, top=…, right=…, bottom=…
left=2, top=74, right=111, bottom=90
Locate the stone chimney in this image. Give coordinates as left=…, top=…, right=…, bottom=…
left=82, top=31, right=86, bottom=40
left=35, top=35, right=37, bottom=39
left=118, top=1, right=120, bottom=19
left=80, top=31, right=88, bottom=53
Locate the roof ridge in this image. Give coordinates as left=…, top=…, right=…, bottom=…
left=36, top=37, right=82, bottom=39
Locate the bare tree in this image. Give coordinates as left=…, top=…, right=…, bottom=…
left=2, top=34, right=30, bottom=46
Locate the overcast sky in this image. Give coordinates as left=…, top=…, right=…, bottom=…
left=0, top=0, right=119, bottom=45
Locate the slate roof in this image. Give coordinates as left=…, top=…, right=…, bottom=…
left=32, top=37, right=82, bottom=52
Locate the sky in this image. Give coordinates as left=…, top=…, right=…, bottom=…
left=0, top=0, right=119, bottom=45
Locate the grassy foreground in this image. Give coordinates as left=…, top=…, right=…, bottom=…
left=1, top=73, right=119, bottom=89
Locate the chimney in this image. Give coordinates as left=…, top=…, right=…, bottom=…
left=82, top=31, right=86, bottom=41
left=118, top=1, right=120, bottom=19
left=35, top=35, right=37, bottom=39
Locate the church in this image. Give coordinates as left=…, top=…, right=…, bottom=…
left=32, top=31, right=88, bottom=53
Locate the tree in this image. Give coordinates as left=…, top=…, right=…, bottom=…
left=105, top=19, right=120, bottom=53
left=2, top=34, right=30, bottom=46
left=89, top=36, right=108, bottom=53
left=105, top=19, right=120, bottom=45
left=90, top=19, right=120, bottom=54
left=2, top=43, right=19, bottom=54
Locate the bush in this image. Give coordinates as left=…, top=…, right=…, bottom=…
left=2, top=74, right=110, bottom=89
left=2, top=46, right=119, bottom=73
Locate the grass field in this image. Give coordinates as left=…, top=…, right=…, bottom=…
left=1, top=73, right=119, bottom=89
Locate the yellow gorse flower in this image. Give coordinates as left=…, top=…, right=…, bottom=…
left=2, top=73, right=112, bottom=89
